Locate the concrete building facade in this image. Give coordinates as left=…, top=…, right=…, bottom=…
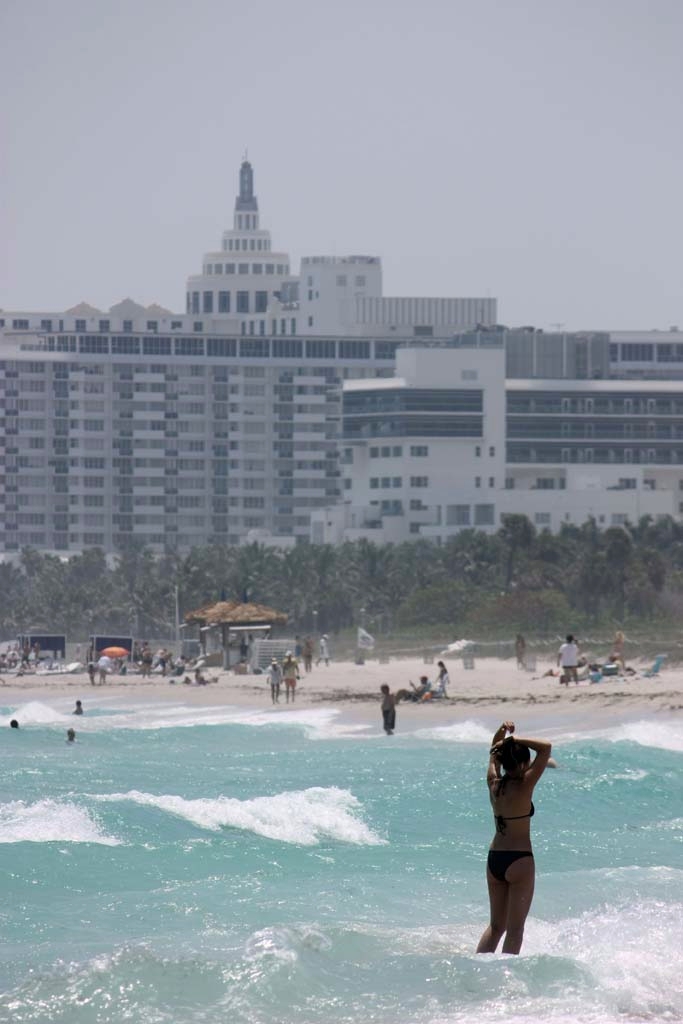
left=311, top=345, right=683, bottom=545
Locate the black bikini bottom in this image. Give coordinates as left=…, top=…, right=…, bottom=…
left=487, top=850, right=534, bottom=882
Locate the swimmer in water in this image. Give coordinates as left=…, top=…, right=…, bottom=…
left=10, top=719, right=19, bottom=729
left=73, top=700, right=83, bottom=715
left=66, top=728, right=76, bottom=743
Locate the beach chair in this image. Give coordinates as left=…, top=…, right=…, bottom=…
left=643, top=654, right=667, bottom=678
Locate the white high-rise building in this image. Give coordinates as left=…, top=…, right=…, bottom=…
left=311, top=344, right=683, bottom=546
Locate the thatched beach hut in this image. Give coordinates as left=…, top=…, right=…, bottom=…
left=185, top=600, right=288, bottom=669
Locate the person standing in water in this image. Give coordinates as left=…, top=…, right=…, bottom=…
left=379, top=684, right=396, bottom=735
left=476, top=721, right=552, bottom=955
left=73, top=700, right=83, bottom=715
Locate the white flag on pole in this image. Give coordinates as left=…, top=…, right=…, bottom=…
left=357, top=627, right=376, bottom=650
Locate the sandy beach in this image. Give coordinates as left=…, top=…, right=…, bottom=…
left=3, top=654, right=682, bottom=730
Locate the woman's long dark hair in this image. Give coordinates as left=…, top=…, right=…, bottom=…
left=496, top=736, right=531, bottom=792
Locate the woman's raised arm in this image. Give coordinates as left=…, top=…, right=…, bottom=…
left=516, top=737, right=552, bottom=785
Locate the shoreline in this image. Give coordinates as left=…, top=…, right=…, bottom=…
left=2, top=656, right=682, bottom=732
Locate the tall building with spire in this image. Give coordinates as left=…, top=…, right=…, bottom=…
left=185, top=159, right=297, bottom=335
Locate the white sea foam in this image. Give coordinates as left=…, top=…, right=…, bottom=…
left=0, top=798, right=120, bottom=845
left=414, top=720, right=493, bottom=744
left=92, top=786, right=385, bottom=846
left=0, top=700, right=71, bottom=727
left=39, top=700, right=372, bottom=740
left=563, top=718, right=683, bottom=753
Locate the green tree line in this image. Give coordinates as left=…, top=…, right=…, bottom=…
left=1, top=515, right=681, bottom=642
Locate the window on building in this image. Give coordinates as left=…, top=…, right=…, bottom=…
left=239, top=338, right=270, bottom=358
left=370, top=478, right=379, bottom=489
left=203, top=291, right=213, bottom=313
left=146, top=321, right=158, bottom=332
left=355, top=275, right=366, bottom=286
left=123, top=319, right=133, bottom=332
left=273, top=339, right=303, bottom=359
left=474, top=504, right=495, bottom=526
left=410, top=476, right=428, bottom=487
left=239, top=263, right=249, bottom=274
left=307, top=316, right=314, bottom=327
left=225, top=263, right=235, bottom=274
left=236, top=292, right=249, bottom=313
left=475, top=476, right=481, bottom=488
left=505, top=477, right=515, bottom=489
left=336, top=274, right=347, bottom=286
left=255, top=291, right=268, bottom=313
left=534, top=513, right=551, bottom=525
left=305, top=337, right=335, bottom=358
left=75, top=319, right=86, bottom=332
left=218, top=291, right=230, bottom=313
left=489, top=446, right=495, bottom=456
left=339, top=340, right=370, bottom=359
left=446, top=504, right=470, bottom=526
left=252, top=263, right=262, bottom=274
left=475, top=446, right=481, bottom=456
left=410, top=445, right=428, bottom=457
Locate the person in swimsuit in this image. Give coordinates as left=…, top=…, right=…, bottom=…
left=476, top=720, right=552, bottom=955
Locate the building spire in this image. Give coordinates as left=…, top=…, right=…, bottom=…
left=235, top=157, right=258, bottom=212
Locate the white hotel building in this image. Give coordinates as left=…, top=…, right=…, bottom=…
left=2, top=159, right=683, bottom=557
left=312, top=342, right=683, bottom=545
left=0, top=161, right=497, bottom=557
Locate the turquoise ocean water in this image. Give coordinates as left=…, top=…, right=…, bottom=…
left=0, top=697, right=681, bottom=1023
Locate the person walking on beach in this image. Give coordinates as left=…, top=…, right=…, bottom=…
left=140, top=644, right=153, bottom=678
left=282, top=651, right=300, bottom=703
left=97, top=655, right=111, bottom=685
left=435, top=660, right=450, bottom=697
left=380, top=684, right=396, bottom=735
left=303, top=637, right=314, bottom=674
left=267, top=658, right=282, bottom=704
left=317, top=635, right=330, bottom=667
left=557, top=634, right=579, bottom=684
left=476, top=721, right=552, bottom=955
left=515, top=634, right=526, bottom=669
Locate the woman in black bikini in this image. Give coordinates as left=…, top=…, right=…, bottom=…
left=476, top=720, right=552, bottom=955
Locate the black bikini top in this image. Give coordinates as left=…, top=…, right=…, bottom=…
left=495, top=801, right=535, bottom=835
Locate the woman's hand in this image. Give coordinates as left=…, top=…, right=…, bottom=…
left=490, top=720, right=515, bottom=751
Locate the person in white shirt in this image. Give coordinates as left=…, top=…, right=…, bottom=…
left=557, top=635, right=579, bottom=684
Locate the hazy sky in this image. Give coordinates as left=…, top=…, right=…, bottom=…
left=2, top=0, right=682, bottom=330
